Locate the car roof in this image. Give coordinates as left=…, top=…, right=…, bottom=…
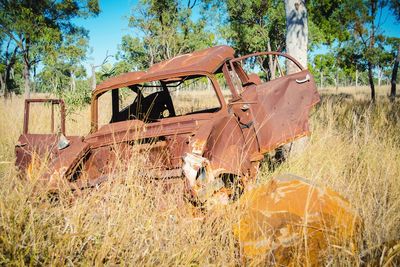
left=94, top=45, right=235, bottom=95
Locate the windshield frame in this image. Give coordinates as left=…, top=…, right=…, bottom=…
left=90, top=71, right=228, bottom=132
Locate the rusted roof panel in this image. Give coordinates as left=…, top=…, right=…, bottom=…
left=95, top=45, right=234, bottom=93
left=147, top=45, right=234, bottom=75
left=95, top=71, right=146, bottom=92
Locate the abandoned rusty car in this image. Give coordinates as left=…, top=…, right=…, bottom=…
left=15, top=45, right=320, bottom=202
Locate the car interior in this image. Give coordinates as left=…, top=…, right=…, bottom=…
left=108, top=75, right=222, bottom=124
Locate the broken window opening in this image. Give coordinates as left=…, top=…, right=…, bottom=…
left=96, top=75, right=222, bottom=128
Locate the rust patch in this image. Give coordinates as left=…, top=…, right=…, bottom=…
left=234, top=175, right=360, bottom=264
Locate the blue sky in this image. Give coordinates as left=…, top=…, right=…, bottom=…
left=75, top=1, right=400, bottom=70
left=74, top=0, right=138, bottom=69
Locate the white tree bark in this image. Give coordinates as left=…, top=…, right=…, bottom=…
left=70, top=70, right=76, bottom=91
left=23, top=64, right=30, bottom=99
left=91, top=65, right=97, bottom=91
left=377, top=67, right=383, bottom=87
left=320, top=71, right=323, bottom=89
left=284, top=0, right=308, bottom=73
left=284, top=0, right=308, bottom=156
left=356, top=69, right=358, bottom=88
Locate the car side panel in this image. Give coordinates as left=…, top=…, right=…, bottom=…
left=204, top=115, right=251, bottom=177
left=241, top=70, right=320, bottom=154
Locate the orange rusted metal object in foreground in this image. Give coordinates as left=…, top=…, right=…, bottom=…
left=234, top=174, right=360, bottom=265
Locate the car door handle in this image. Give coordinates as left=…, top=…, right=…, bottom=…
left=296, top=74, right=310, bottom=84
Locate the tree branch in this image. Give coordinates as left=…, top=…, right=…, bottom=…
left=0, top=25, right=24, bottom=51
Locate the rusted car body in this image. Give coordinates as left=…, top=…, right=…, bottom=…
left=15, top=45, right=319, bottom=201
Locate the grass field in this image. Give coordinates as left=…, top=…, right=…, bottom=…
left=1, top=85, right=400, bottom=265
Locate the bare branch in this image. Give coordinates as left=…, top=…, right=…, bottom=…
left=93, top=51, right=114, bottom=68
left=0, top=25, right=24, bottom=51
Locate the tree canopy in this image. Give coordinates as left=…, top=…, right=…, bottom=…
left=0, top=0, right=99, bottom=97
left=116, top=0, right=215, bottom=72
left=1, top=0, right=399, bottom=102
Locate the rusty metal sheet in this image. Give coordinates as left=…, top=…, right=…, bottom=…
left=239, top=70, right=320, bottom=154
left=233, top=174, right=360, bottom=265
left=95, top=71, right=146, bottom=92
left=95, top=46, right=234, bottom=93
left=15, top=134, right=59, bottom=171
left=16, top=99, right=67, bottom=173
left=85, top=116, right=209, bottom=148
left=45, top=136, right=90, bottom=189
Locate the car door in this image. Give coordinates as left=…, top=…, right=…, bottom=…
left=228, top=52, right=320, bottom=154
left=15, top=99, right=66, bottom=171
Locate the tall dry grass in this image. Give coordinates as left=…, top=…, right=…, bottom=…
left=1, top=87, right=400, bottom=265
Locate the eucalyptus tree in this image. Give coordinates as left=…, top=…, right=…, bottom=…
left=0, top=0, right=99, bottom=98
left=336, top=0, right=389, bottom=101
left=284, top=0, right=307, bottom=73
left=222, top=0, right=286, bottom=54
left=117, top=0, right=214, bottom=71
left=38, top=26, right=90, bottom=94
left=389, top=41, right=400, bottom=102
left=389, top=0, right=400, bottom=101
left=0, top=34, right=19, bottom=97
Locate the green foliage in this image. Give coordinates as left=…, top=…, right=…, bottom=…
left=0, top=36, right=23, bottom=95
left=307, top=0, right=349, bottom=45
left=311, top=53, right=338, bottom=82
left=221, top=0, right=285, bottom=55
left=116, top=0, right=215, bottom=70
left=62, top=80, right=92, bottom=111
left=218, top=0, right=355, bottom=54
left=0, top=0, right=99, bottom=95
left=389, top=0, right=400, bottom=20
left=36, top=27, right=89, bottom=94
left=308, top=0, right=400, bottom=94
left=96, top=63, right=116, bottom=83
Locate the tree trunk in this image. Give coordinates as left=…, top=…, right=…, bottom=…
left=267, top=40, right=276, bottom=80
left=22, top=38, right=32, bottom=98
left=377, top=67, right=382, bottom=87
left=23, top=61, right=31, bottom=99
left=3, top=44, right=18, bottom=98
left=3, top=68, right=10, bottom=98
left=368, top=62, right=376, bottom=102
left=71, top=70, right=76, bottom=91
left=320, top=71, right=323, bottom=89
left=356, top=69, right=358, bottom=88
left=91, top=65, right=97, bottom=90
left=284, top=0, right=308, bottom=157
left=0, top=74, right=5, bottom=97
left=284, top=0, right=308, bottom=73
left=335, top=69, right=339, bottom=92
left=390, top=44, right=400, bottom=102
left=368, top=1, right=376, bottom=102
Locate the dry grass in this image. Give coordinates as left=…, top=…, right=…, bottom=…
left=1, top=86, right=400, bottom=265
left=319, top=85, right=392, bottom=100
